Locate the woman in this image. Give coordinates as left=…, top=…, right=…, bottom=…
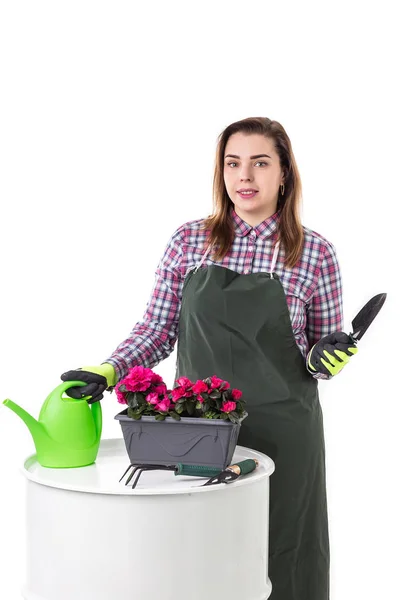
left=62, top=117, right=358, bottom=599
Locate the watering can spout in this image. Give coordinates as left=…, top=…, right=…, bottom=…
left=2, top=399, right=50, bottom=451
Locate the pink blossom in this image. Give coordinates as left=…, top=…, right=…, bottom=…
left=171, top=387, right=186, bottom=401
left=116, top=386, right=127, bottom=405
left=151, top=372, right=164, bottom=385
left=193, top=380, right=208, bottom=394
left=122, top=366, right=153, bottom=392
left=153, top=384, right=168, bottom=395
left=157, top=397, right=172, bottom=412
left=210, top=375, right=230, bottom=390
left=123, top=378, right=151, bottom=393
left=222, top=400, right=236, bottom=413
left=231, top=388, right=242, bottom=400
left=176, top=376, right=192, bottom=389
left=127, top=366, right=153, bottom=380
left=146, top=392, right=160, bottom=405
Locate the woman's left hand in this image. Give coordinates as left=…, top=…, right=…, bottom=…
left=307, top=332, right=358, bottom=377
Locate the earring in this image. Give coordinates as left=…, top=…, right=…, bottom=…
left=280, top=182, right=285, bottom=195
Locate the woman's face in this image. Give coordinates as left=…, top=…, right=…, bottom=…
left=223, top=132, right=284, bottom=226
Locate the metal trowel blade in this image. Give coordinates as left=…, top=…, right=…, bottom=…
left=350, top=293, right=387, bottom=342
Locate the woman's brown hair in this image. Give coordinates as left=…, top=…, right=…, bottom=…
left=200, top=117, right=304, bottom=269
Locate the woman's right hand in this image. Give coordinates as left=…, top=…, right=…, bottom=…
left=60, top=363, right=116, bottom=404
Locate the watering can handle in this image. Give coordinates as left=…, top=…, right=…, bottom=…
left=59, top=380, right=93, bottom=403
left=58, top=380, right=102, bottom=438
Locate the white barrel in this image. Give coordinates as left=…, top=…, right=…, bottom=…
left=21, top=438, right=275, bottom=600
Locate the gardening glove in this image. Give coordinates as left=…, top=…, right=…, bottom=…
left=60, top=363, right=116, bottom=404
left=307, top=332, right=358, bottom=377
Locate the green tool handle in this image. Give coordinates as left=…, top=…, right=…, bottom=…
left=233, top=459, right=258, bottom=475
left=175, top=464, right=221, bottom=477
left=175, top=459, right=258, bottom=478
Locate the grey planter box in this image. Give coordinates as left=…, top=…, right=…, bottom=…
left=115, top=409, right=248, bottom=470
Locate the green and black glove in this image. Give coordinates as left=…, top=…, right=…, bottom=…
left=60, top=363, right=116, bottom=404
left=307, top=332, right=358, bottom=377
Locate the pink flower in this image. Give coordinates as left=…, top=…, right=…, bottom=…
left=193, top=380, right=208, bottom=394
left=123, top=378, right=151, bottom=393
left=222, top=400, right=236, bottom=413
left=151, top=372, right=164, bottom=385
left=231, top=388, right=242, bottom=400
left=146, top=392, right=160, bottom=405
left=171, top=387, right=187, bottom=401
left=157, top=397, right=172, bottom=412
left=122, top=366, right=153, bottom=392
left=176, top=376, right=192, bottom=389
left=116, top=386, right=127, bottom=405
left=153, top=384, right=168, bottom=395
left=210, top=375, right=230, bottom=390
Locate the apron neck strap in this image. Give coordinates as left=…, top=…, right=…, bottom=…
left=270, top=240, right=280, bottom=275
left=195, top=239, right=280, bottom=274
left=194, top=243, right=212, bottom=272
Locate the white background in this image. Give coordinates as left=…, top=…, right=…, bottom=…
left=0, top=1, right=399, bottom=598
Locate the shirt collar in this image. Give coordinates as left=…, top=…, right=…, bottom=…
left=230, top=205, right=281, bottom=239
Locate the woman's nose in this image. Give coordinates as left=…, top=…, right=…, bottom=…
left=239, top=166, right=253, bottom=180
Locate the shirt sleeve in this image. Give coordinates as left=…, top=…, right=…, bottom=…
left=104, top=227, right=186, bottom=382
left=305, top=240, right=344, bottom=380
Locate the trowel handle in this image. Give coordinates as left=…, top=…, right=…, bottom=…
left=175, top=464, right=221, bottom=477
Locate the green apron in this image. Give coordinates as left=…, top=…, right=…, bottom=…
left=175, top=241, right=330, bottom=600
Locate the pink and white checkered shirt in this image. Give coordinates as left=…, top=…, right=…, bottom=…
left=105, top=206, right=343, bottom=382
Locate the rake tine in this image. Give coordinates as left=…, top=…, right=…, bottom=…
left=126, top=465, right=142, bottom=486
left=119, top=463, right=134, bottom=483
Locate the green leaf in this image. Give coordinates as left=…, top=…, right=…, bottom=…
left=219, top=412, right=229, bottom=420
left=128, top=393, right=143, bottom=409
left=127, top=407, right=142, bottom=420
left=228, top=414, right=238, bottom=423
left=186, top=401, right=195, bottom=416
left=170, top=411, right=181, bottom=421
left=137, top=392, right=148, bottom=406
left=175, top=405, right=184, bottom=414
left=209, top=390, right=221, bottom=399
left=204, top=410, right=217, bottom=419
left=155, top=414, right=166, bottom=421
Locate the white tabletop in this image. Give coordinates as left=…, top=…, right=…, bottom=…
left=22, top=437, right=275, bottom=496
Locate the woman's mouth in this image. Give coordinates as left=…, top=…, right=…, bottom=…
left=237, top=190, right=258, bottom=199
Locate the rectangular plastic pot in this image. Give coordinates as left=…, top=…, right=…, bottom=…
left=114, top=409, right=247, bottom=470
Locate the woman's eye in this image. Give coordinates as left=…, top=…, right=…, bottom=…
left=227, top=161, right=268, bottom=167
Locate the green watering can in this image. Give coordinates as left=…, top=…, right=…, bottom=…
left=2, top=381, right=102, bottom=468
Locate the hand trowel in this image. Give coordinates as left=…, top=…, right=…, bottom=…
left=348, top=293, right=387, bottom=344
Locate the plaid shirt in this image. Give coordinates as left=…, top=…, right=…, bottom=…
left=105, top=206, right=343, bottom=382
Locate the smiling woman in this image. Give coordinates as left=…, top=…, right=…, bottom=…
left=203, top=118, right=304, bottom=269
left=224, top=137, right=283, bottom=224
